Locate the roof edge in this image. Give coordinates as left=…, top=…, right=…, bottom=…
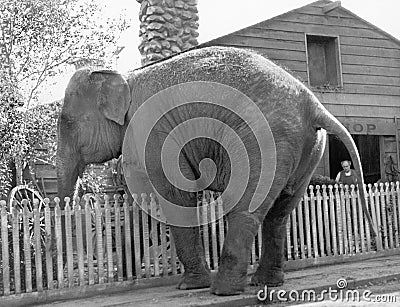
left=201, top=0, right=328, bottom=45
left=338, top=6, right=400, bottom=46
left=202, top=0, right=400, bottom=47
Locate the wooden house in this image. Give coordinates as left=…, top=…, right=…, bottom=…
left=202, top=0, right=400, bottom=183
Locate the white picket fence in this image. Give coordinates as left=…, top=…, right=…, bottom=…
left=0, top=183, right=399, bottom=297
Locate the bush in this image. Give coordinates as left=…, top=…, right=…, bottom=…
left=309, top=174, right=336, bottom=186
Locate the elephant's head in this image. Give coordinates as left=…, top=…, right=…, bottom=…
left=56, top=68, right=131, bottom=205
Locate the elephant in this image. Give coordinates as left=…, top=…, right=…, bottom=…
left=56, top=46, right=378, bottom=295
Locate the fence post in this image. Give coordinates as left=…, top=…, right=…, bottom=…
left=123, top=194, right=133, bottom=280
left=356, top=188, right=366, bottom=253
left=350, top=186, right=360, bottom=254
left=44, top=198, right=53, bottom=290
left=95, top=195, right=105, bottom=284
left=322, top=185, right=331, bottom=256
left=335, top=185, right=344, bottom=255
left=379, top=183, right=389, bottom=249
left=64, top=198, right=74, bottom=287
left=368, top=184, right=380, bottom=251
left=309, top=186, right=318, bottom=258
left=286, top=214, right=292, bottom=260
left=316, top=186, right=325, bottom=257
left=217, top=196, right=225, bottom=254
left=385, top=183, right=394, bottom=249
left=155, top=194, right=169, bottom=277
left=114, top=195, right=123, bottom=282
left=132, top=193, right=142, bottom=279
left=1, top=200, right=10, bottom=296
left=149, top=193, right=160, bottom=277
left=170, top=229, right=179, bottom=275
left=303, top=191, right=312, bottom=258
left=141, top=193, right=151, bottom=278
left=374, top=183, right=383, bottom=251
left=364, top=185, right=372, bottom=251
left=11, top=203, right=21, bottom=294
left=201, top=192, right=211, bottom=267
left=104, top=195, right=114, bottom=282
left=328, top=186, right=338, bottom=256
left=23, top=199, right=33, bottom=292
left=343, top=186, right=353, bottom=253
left=74, top=197, right=85, bottom=286
left=33, top=198, right=43, bottom=291
left=54, top=198, right=63, bottom=289
left=291, top=207, right=298, bottom=259
left=84, top=196, right=94, bottom=285
left=297, top=198, right=305, bottom=259
left=393, top=183, right=400, bottom=248
left=209, top=192, right=219, bottom=270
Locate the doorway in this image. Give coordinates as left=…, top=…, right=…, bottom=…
left=329, top=134, right=381, bottom=184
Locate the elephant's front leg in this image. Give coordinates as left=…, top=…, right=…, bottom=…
left=211, top=211, right=261, bottom=295
left=171, top=225, right=211, bottom=289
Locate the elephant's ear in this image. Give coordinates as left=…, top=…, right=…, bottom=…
left=90, top=70, right=131, bottom=126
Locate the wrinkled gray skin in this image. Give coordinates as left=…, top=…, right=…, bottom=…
left=57, top=46, right=376, bottom=295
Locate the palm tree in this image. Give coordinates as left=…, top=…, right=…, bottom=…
left=137, top=0, right=199, bottom=65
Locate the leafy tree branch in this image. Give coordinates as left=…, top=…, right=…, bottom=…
left=0, top=0, right=130, bottom=198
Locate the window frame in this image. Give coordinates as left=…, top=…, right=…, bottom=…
left=305, top=33, right=343, bottom=90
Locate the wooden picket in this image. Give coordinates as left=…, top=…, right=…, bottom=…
left=104, top=196, right=113, bottom=282
left=1, top=200, right=10, bottom=296
left=74, top=200, right=85, bottom=286
left=1, top=184, right=400, bottom=298
left=123, top=195, right=133, bottom=280
left=394, top=183, right=400, bottom=248
left=11, top=205, right=21, bottom=294
left=328, top=186, right=338, bottom=255
left=84, top=198, right=94, bottom=285
left=303, top=191, right=312, bottom=258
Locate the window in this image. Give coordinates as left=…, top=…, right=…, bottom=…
left=306, top=35, right=341, bottom=88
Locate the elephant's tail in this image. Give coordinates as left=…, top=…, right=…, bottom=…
left=311, top=94, right=381, bottom=246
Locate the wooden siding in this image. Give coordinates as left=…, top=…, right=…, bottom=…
left=202, top=0, right=400, bottom=178
left=204, top=0, right=400, bottom=120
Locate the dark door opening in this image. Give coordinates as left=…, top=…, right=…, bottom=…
left=329, top=134, right=380, bottom=184
left=329, top=135, right=351, bottom=181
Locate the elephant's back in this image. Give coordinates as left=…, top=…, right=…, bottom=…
left=133, top=46, right=309, bottom=109
left=130, top=46, right=316, bottom=141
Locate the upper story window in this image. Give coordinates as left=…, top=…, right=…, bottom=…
left=306, top=35, right=342, bottom=89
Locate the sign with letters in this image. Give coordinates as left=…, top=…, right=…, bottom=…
left=336, top=117, right=396, bottom=135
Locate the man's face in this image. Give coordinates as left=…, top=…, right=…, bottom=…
left=342, top=162, right=350, bottom=171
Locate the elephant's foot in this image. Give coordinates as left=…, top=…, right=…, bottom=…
left=176, top=270, right=211, bottom=290
left=250, top=269, right=284, bottom=287
left=210, top=271, right=246, bottom=296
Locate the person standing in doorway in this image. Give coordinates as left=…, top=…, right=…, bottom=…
left=335, top=160, right=360, bottom=186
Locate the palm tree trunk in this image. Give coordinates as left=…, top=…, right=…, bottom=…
left=137, top=0, right=199, bottom=65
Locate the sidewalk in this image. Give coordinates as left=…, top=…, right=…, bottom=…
left=32, top=254, right=400, bottom=307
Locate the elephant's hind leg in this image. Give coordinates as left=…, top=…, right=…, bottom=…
left=211, top=210, right=263, bottom=295
left=211, top=151, right=296, bottom=295
left=251, top=132, right=326, bottom=287
left=250, top=187, right=305, bottom=287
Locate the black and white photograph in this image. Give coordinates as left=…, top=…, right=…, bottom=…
left=0, top=0, right=399, bottom=306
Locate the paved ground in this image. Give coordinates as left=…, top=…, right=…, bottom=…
left=32, top=254, right=400, bottom=307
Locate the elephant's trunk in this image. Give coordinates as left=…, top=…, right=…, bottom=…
left=56, top=145, right=82, bottom=209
